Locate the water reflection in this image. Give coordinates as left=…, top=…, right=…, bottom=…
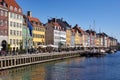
left=0, top=52, right=120, bottom=80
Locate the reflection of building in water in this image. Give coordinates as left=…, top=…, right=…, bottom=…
left=31, top=64, right=46, bottom=80
left=0, top=70, right=10, bottom=80
left=0, top=64, right=46, bottom=80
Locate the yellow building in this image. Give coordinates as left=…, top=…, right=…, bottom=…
left=75, top=31, right=80, bottom=46
left=73, top=24, right=82, bottom=46
left=66, top=29, right=71, bottom=47
left=28, top=15, right=45, bottom=48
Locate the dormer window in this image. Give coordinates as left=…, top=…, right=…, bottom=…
left=3, top=2, right=6, bottom=7
left=10, top=6, right=13, bottom=10
left=14, top=7, right=17, bottom=12
left=54, top=26, right=56, bottom=30
left=19, top=8, right=21, bottom=12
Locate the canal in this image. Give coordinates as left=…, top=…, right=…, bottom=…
left=0, top=51, right=120, bottom=80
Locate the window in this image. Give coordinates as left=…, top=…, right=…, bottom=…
left=5, top=30, right=7, bottom=35
left=17, top=23, right=19, bottom=28
left=17, top=14, right=19, bottom=19
left=1, top=31, right=3, bottom=35
left=16, top=39, right=18, bottom=45
left=10, top=21, right=12, bottom=26
left=17, top=31, right=19, bottom=36
left=14, top=13, right=16, bottom=19
left=4, top=21, right=7, bottom=26
left=14, top=30, right=16, bottom=35
left=10, top=12, right=12, bottom=18
left=19, top=8, right=21, bottom=12
left=5, top=11, right=7, bottom=17
left=14, top=7, right=17, bottom=12
left=13, top=39, right=15, bottom=44
left=20, top=15, right=22, bottom=20
left=14, top=22, right=15, bottom=27
left=1, top=10, right=3, bottom=16
left=10, top=6, right=13, bottom=10
left=0, top=20, right=3, bottom=26
left=10, top=30, right=12, bottom=35
left=10, top=39, right=12, bottom=44
left=15, top=22, right=17, bottom=27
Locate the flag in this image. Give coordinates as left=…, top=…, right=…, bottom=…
left=27, top=19, right=33, bottom=36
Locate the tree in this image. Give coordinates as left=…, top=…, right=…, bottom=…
left=1, top=40, right=7, bottom=51
left=19, top=41, right=23, bottom=50
left=58, top=42, right=64, bottom=48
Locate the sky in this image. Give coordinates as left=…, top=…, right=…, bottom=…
left=16, top=0, right=120, bottom=42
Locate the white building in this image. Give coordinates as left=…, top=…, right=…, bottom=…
left=3, top=0, right=23, bottom=50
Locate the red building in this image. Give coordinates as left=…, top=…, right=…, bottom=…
left=0, top=1, right=8, bottom=50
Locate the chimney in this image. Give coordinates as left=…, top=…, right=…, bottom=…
left=27, top=11, right=32, bottom=17
left=61, top=18, right=63, bottom=21
left=75, top=24, right=78, bottom=27
left=52, top=18, right=57, bottom=22
left=48, top=19, right=51, bottom=23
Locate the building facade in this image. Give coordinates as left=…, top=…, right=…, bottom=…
left=27, top=11, right=45, bottom=48
left=71, top=29, right=75, bottom=47
left=66, top=29, right=71, bottom=47
left=22, top=15, right=33, bottom=49
left=0, top=0, right=23, bottom=50
left=0, top=2, right=8, bottom=50
left=45, top=20, right=66, bottom=48
left=86, top=30, right=96, bottom=48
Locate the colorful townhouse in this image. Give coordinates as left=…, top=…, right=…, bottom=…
left=22, top=15, right=33, bottom=49
left=109, top=37, right=117, bottom=47
left=86, top=30, right=96, bottom=48
left=83, top=31, right=89, bottom=48
left=45, top=18, right=66, bottom=48
left=0, top=1, right=8, bottom=50
left=66, top=29, right=72, bottom=47
left=50, top=18, right=71, bottom=47
left=96, top=33, right=101, bottom=47
left=0, top=0, right=23, bottom=50
left=72, top=24, right=89, bottom=48
left=96, top=33, right=108, bottom=48
left=71, top=29, right=75, bottom=47
left=72, top=25, right=81, bottom=47
left=27, top=11, right=45, bottom=48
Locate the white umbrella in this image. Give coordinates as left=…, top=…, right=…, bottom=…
left=38, top=45, right=47, bottom=48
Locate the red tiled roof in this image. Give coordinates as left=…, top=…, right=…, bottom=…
left=0, top=0, right=22, bottom=14
left=28, top=16, right=45, bottom=28
left=28, top=16, right=41, bottom=23
left=71, top=29, right=75, bottom=33
left=52, top=22, right=61, bottom=28
left=73, top=25, right=85, bottom=34
left=47, top=22, right=64, bottom=31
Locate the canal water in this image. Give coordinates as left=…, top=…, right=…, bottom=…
left=0, top=51, right=120, bottom=80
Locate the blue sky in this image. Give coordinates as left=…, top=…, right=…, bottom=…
left=16, top=0, right=120, bottom=42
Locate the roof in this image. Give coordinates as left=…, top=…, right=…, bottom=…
left=71, top=29, right=75, bottom=33
left=47, top=20, right=65, bottom=31
left=0, top=0, right=22, bottom=15
left=28, top=16, right=41, bottom=23
left=28, top=16, right=44, bottom=28
left=86, top=29, right=96, bottom=35
left=97, top=32, right=108, bottom=37
left=47, top=18, right=71, bottom=30
left=73, top=24, right=85, bottom=34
